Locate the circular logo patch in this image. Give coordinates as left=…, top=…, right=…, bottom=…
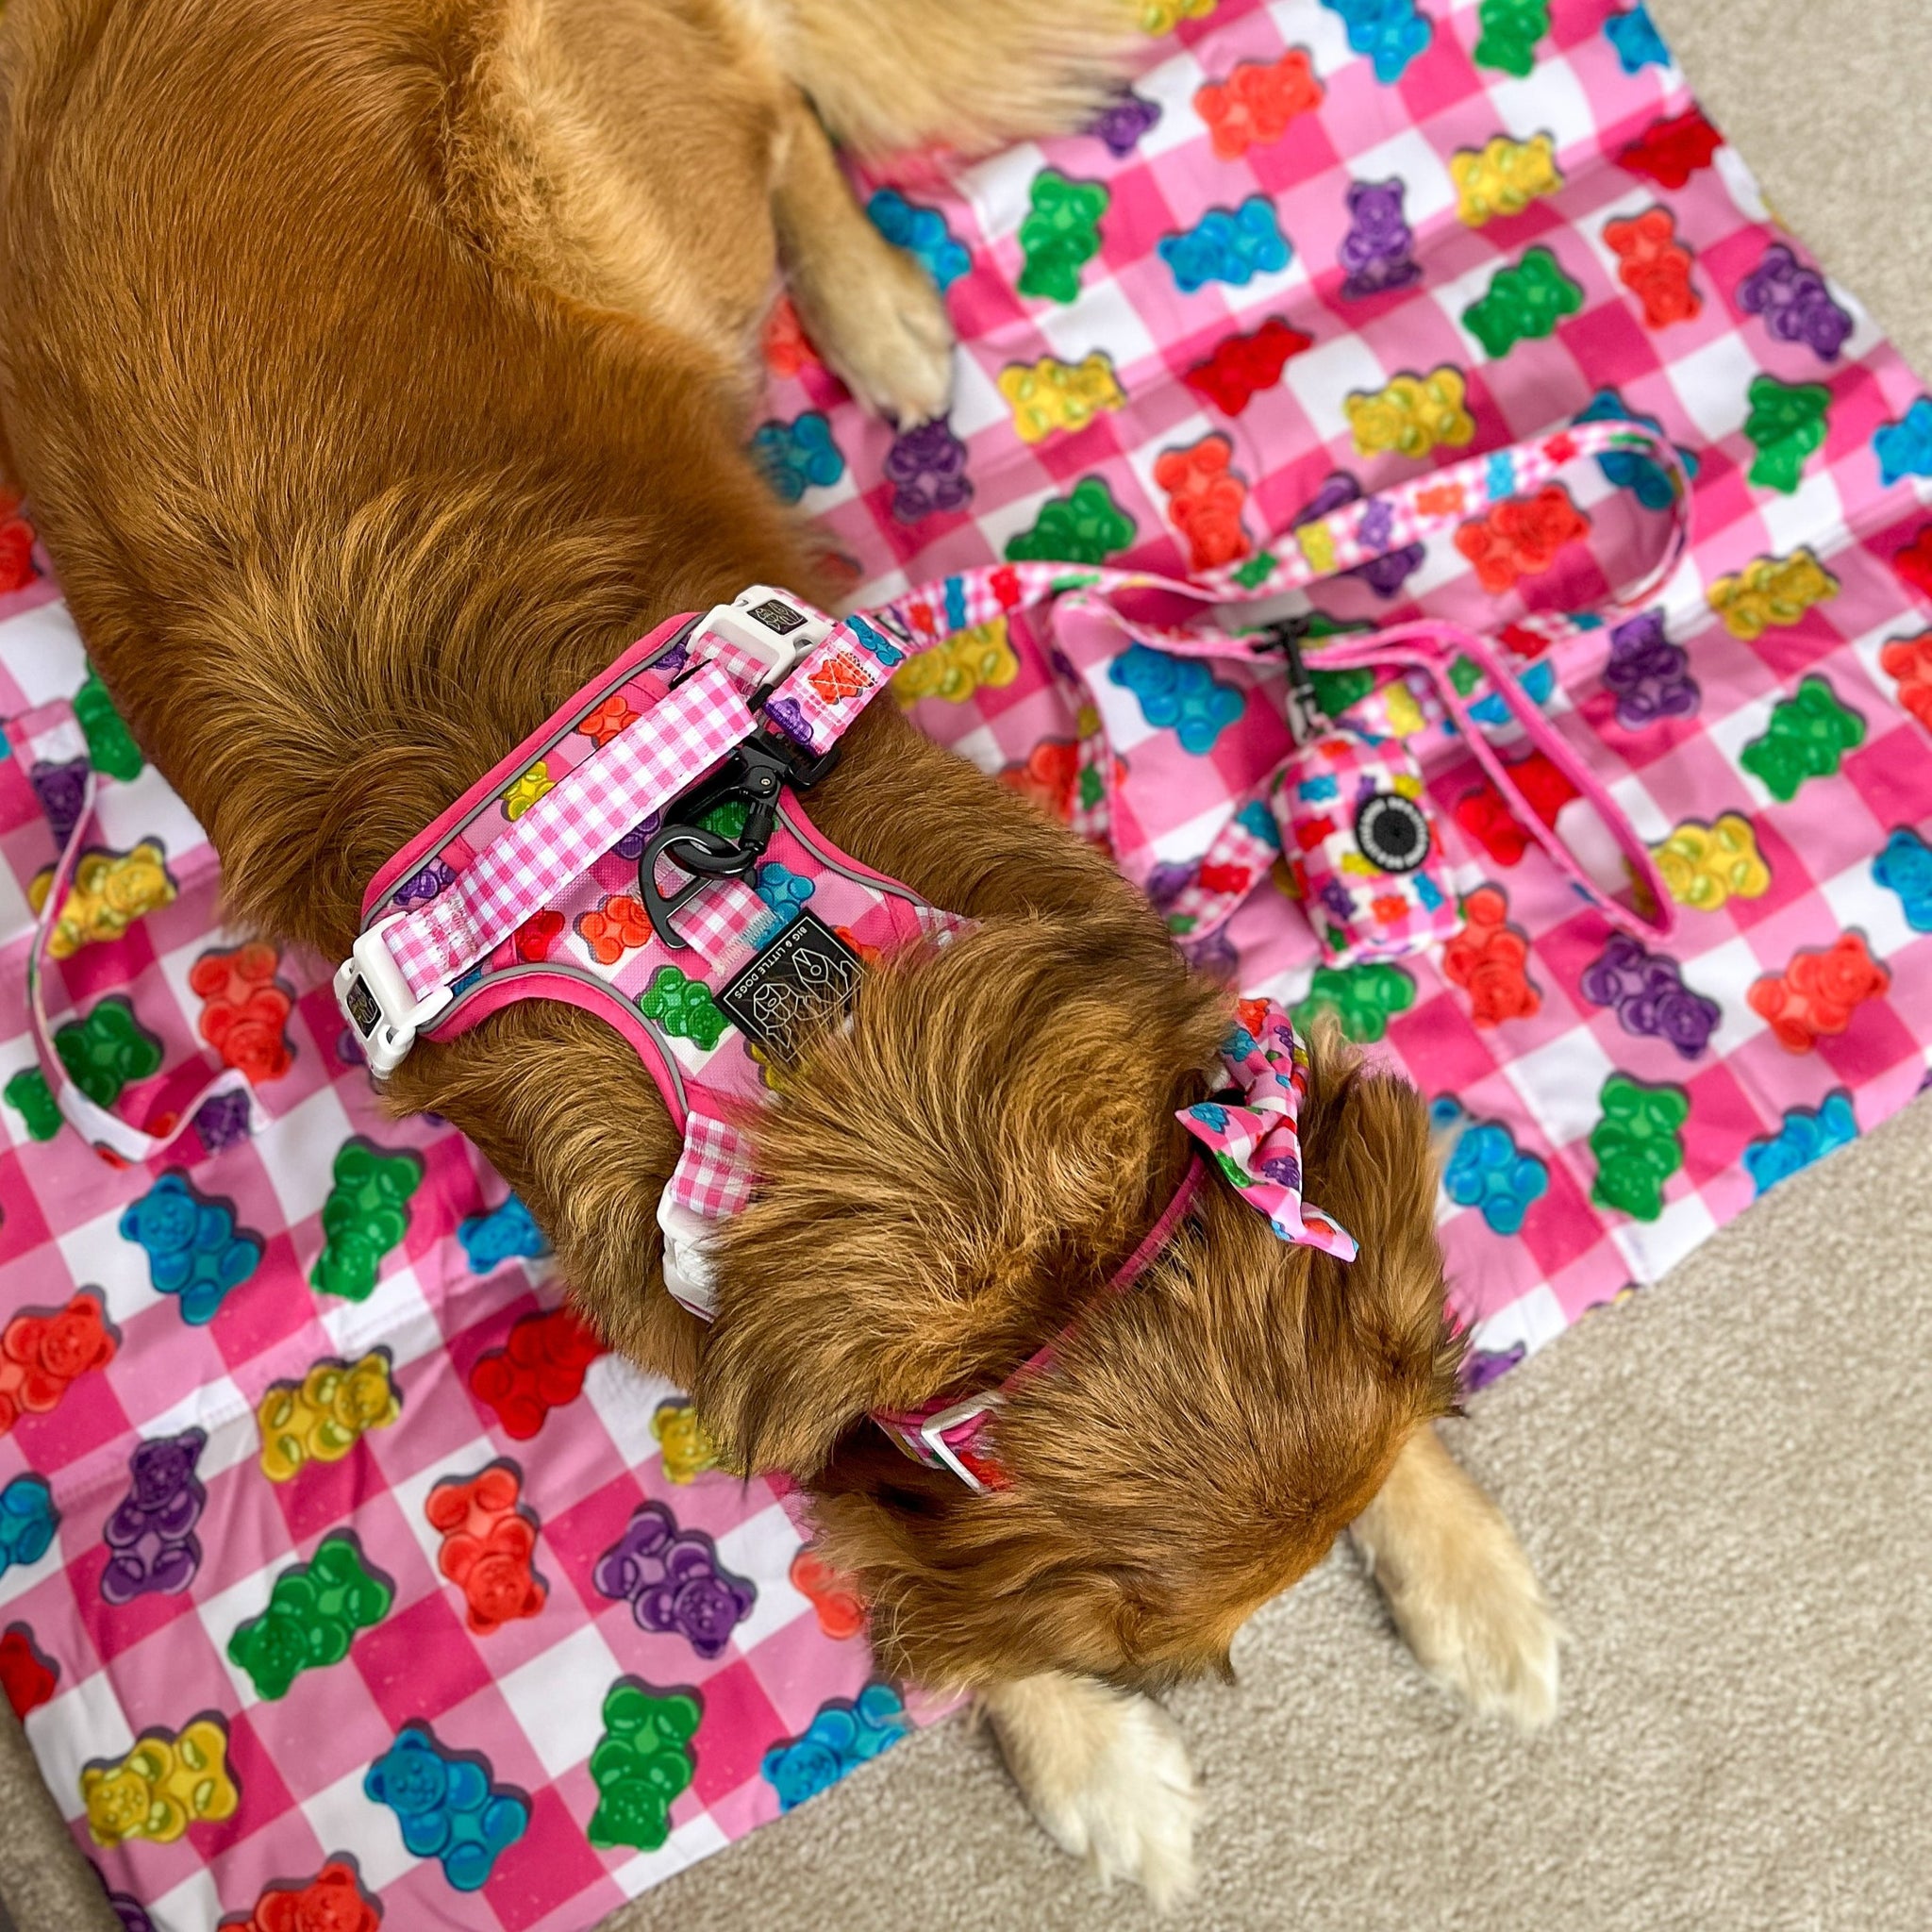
left=1354, top=792, right=1432, bottom=874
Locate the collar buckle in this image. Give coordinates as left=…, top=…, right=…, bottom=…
left=332, top=913, right=455, bottom=1077
left=693, top=586, right=835, bottom=696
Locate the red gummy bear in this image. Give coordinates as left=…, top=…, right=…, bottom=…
left=1892, top=525, right=1932, bottom=601
left=1747, top=933, right=1890, bottom=1054
left=1154, top=434, right=1253, bottom=572
left=1000, top=740, right=1080, bottom=822
left=574, top=893, right=652, bottom=966
left=0, top=1625, right=58, bottom=1719
left=236, top=1860, right=381, bottom=1932
left=1454, top=486, right=1591, bottom=595
left=0, top=1293, right=116, bottom=1436
left=1453, top=752, right=1578, bottom=867
left=1194, top=50, right=1324, bottom=159
left=1441, top=885, right=1541, bottom=1027
left=790, top=1546, right=867, bottom=1641
left=188, top=941, right=295, bottom=1084
left=514, top=908, right=566, bottom=963
left=1604, top=208, right=1701, bottom=328
left=1183, top=316, right=1315, bottom=416
left=470, top=1306, right=606, bottom=1440
left=1617, top=108, right=1723, bottom=190
left=761, top=293, right=822, bottom=378
left=578, top=693, right=636, bottom=748
left=0, top=491, right=36, bottom=595
left=426, top=1463, right=547, bottom=1636
left=1879, top=631, right=1932, bottom=732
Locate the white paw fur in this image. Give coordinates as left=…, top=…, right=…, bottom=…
left=978, top=1673, right=1200, bottom=1907
left=793, top=241, right=956, bottom=426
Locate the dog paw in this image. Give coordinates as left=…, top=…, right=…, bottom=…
left=980, top=1674, right=1199, bottom=1907
left=791, top=244, right=955, bottom=427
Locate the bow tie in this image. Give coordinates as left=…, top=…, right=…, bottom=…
left=1177, top=1000, right=1358, bottom=1262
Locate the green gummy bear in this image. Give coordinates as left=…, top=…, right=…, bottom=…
left=1230, top=551, right=1278, bottom=591
left=1473, top=0, right=1550, bottom=75
left=74, top=669, right=143, bottom=782
left=1006, top=476, right=1137, bottom=566
left=1589, top=1074, right=1690, bottom=1221
left=1016, top=170, right=1108, bottom=305
left=1307, top=665, right=1376, bottom=719
left=640, top=966, right=729, bottom=1051
left=53, top=996, right=163, bottom=1108
left=4, top=1067, right=62, bottom=1141
left=697, top=797, right=749, bottom=840
left=1076, top=763, right=1105, bottom=810
left=1739, top=674, right=1865, bottom=803
left=1743, top=375, right=1831, bottom=494
left=311, top=1140, right=425, bottom=1302
left=1463, top=246, right=1584, bottom=358
left=1448, top=656, right=1484, bottom=698
left=227, top=1533, right=393, bottom=1699
left=587, top=1679, right=703, bottom=1853
left=1292, top=961, right=1418, bottom=1043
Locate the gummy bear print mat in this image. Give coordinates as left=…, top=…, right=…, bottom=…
left=7, top=2, right=1932, bottom=1927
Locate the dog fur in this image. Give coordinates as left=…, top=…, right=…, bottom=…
left=0, top=0, right=1558, bottom=1897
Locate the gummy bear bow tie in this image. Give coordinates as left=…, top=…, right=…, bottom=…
left=1177, top=1000, right=1358, bottom=1262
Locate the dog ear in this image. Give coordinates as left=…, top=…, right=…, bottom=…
left=688, top=913, right=1226, bottom=1477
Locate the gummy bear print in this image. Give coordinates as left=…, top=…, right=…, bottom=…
left=426, top=1462, right=547, bottom=1637
left=83, top=1717, right=239, bottom=1847
left=589, top=1678, right=702, bottom=1852
left=1442, top=1121, right=1548, bottom=1235
left=1452, top=133, right=1563, bottom=226
left=1880, top=629, right=1932, bottom=730
left=1454, top=486, right=1590, bottom=594
left=865, top=188, right=969, bottom=290
left=653, top=1399, right=723, bottom=1484
left=1006, top=475, right=1136, bottom=564
left=1574, top=388, right=1698, bottom=510
left=1292, top=961, right=1416, bottom=1042
left=458, top=1193, right=550, bottom=1273
left=1617, top=107, right=1723, bottom=190
left=1000, top=739, right=1083, bottom=823
left=257, top=1349, right=402, bottom=1482
left=1017, top=169, right=1108, bottom=304
left=469, top=1305, right=605, bottom=1440
left=761, top=1682, right=911, bottom=1813
left=1088, top=89, right=1162, bottom=157
left=1108, top=644, right=1245, bottom=754
left=1579, top=935, right=1721, bottom=1059
left=1462, top=246, right=1583, bottom=357
left=576, top=891, right=653, bottom=966
left=1184, top=316, right=1313, bottom=415
left=883, top=419, right=972, bottom=524
left=1294, top=472, right=1424, bottom=597
left=188, top=941, right=296, bottom=1082
left=1650, top=812, right=1771, bottom=911
left=791, top=1546, right=868, bottom=1640
left=891, top=619, right=1019, bottom=704
left=120, top=1172, right=261, bottom=1325
left=751, top=412, right=844, bottom=503
left=1605, top=2, right=1669, bottom=74
left=100, top=1427, right=206, bottom=1605
left=228, top=1861, right=381, bottom=1932
left=1320, top=0, right=1431, bottom=84
left=1194, top=50, right=1322, bottom=159
left=1874, top=826, right=1932, bottom=930
left=1158, top=194, right=1290, bottom=293
left=640, top=965, right=730, bottom=1050
left=1874, top=395, right=1932, bottom=490
left=54, top=996, right=162, bottom=1108
left=1603, top=609, right=1698, bottom=729
left=0, top=1291, right=117, bottom=1436
left=996, top=352, right=1125, bottom=443
left=226, top=1533, right=393, bottom=1699
left=1473, top=0, right=1548, bottom=77
left=503, top=760, right=553, bottom=820
left=0, top=1474, right=58, bottom=1577
left=1743, top=1091, right=1857, bottom=1197
left=29, top=755, right=87, bottom=847
left=594, top=1500, right=756, bottom=1657
left=1745, top=375, right=1831, bottom=494
left=1894, top=527, right=1932, bottom=602
left=1739, top=242, right=1853, bottom=361
left=1451, top=750, right=1577, bottom=868
left=364, top=1723, right=528, bottom=1891
left=1603, top=207, right=1700, bottom=327
left=1338, top=178, right=1421, bottom=299
left=42, top=840, right=176, bottom=958
left=1739, top=675, right=1864, bottom=802
left=1589, top=1074, right=1690, bottom=1221
left=74, top=667, right=143, bottom=781
left=1707, top=549, right=1839, bottom=641
left=1154, top=433, right=1253, bottom=570
left=1747, top=933, right=1890, bottom=1053
left=311, top=1140, right=424, bottom=1302
left=6, top=1067, right=62, bottom=1143
left=1345, top=367, right=1475, bottom=458
left=1441, top=885, right=1539, bottom=1027
left=0, top=1624, right=58, bottom=1719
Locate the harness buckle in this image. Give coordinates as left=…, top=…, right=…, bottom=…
left=693, top=586, right=835, bottom=693
left=332, top=914, right=455, bottom=1077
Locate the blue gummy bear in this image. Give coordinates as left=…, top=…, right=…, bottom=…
left=119, top=1173, right=260, bottom=1325
left=1742, top=1091, right=1857, bottom=1196
left=845, top=614, right=906, bottom=667
left=1874, top=398, right=1932, bottom=488
left=364, top=1725, right=529, bottom=1892
left=0, top=1474, right=58, bottom=1574
left=866, top=189, right=971, bottom=291
left=1874, top=826, right=1932, bottom=931
left=1235, top=799, right=1283, bottom=849
left=1297, top=773, right=1341, bottom=803
left=1574, top=389, right=1699, bottom=510
left=1443, top=1121, right=1549, bottom=1236
left=754, top=861, right=815, bottom=923
left=1321, top=0, right=1433, bottom=84
left=1485, top=450, right=1516, bottom=501
left=1606, top=3, right=1670, bottom=74
left=751, top=413, right=845, bottom=505
left=1188, top=1102, right=1230, bottom=1133
left=760, top=1683, right=910, bottom=1814
left=1158, top=196, right=1291, bottom=295
left=1108, top=645, right=1246, bottom=754
left=1427, top=1094, right=1468, bottom=1136
left=458, top=1194, right=550, bottom=1274
left=1468, top=658, right=1556, bottom=727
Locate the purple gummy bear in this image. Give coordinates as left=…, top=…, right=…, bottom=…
left=392, top=859, right=454, bottom=910
left=99, top=1428, right=207, bottom=1606
left=882, top=421, right=973, bottom=525
left=1462, top=1341, right=1526, bottom=1392
left=656, top=637, right=691, bottom=676
left=762, top=694, right=813, bottom=747
left=1339, top=179, right=1423, bottom=300
left=1089, top=89, right=1161, bottom=158
left=1603, top=610, right=1698, bottom=729
left=1738, top=242, right=1853, bottom=361
left=29, top=757, right=88, bottom=848
left=1144, top=860, right=1198, bottom=912
left=614, top=812, right=661, bottom=862
left=592, top=1501, right=755, bottom=1659
left=1578, top=934, right=1720, bottom=1059
left=1257, top=1150, right=1303, bottom=1190
left=192, top=1089, right=254, bottom=1155
left=1181, top=928, right=1240, bottom=984
left=1293, top=471, right=1424, bottom=599
left=1318, top=877, right=1357, bottom=923
left=106, top=1892, right=156, bottom=1932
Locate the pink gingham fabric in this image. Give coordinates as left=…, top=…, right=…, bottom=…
left=7, top=3, right=1932, bottom=1927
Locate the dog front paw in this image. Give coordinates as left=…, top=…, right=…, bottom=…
left=979, top=1673, right=1199, bottom=1907
left=791, top=242, right=956, bottom=427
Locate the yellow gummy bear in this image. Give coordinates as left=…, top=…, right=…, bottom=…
left=1140, top=0, right=1216, bottom=31
left=1651, top=811, right=1772, bottom=911
left=82, top=1720, right=238, bottom=1847
left=997, top=354, right=1126, bottom=444
left=1295, top=523, right=1338, bottom=575
left=1345, top=367, right=1476, bottom=459
left=653, top=1399, right=723, bottom=1484
left=1452, top=134, right=1564, bottom=226
left=504, top=760, right=554, bottom=820
left=42, top=841, right=177, bottom=959
left=1706, top=548, right=1840, bottom=641
left=257, top=1349, right=402, bottom=1482
left=893, top=618, right=1021, bottom=705
left=1381, top=679, right=1427, bottom=740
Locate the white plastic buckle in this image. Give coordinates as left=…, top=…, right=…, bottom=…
left=695, top=585, right=836, bottom=692
left=918, top=1396, right=1001, bottom=1493
left=332, top=913, right=455, bottom=1078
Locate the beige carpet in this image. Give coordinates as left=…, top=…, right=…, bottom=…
left=6, top=2, right=1931, bottom=1927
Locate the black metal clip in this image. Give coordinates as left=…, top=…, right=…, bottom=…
left=1247, top=615, right=1328, bottom=746
left=640, top=734, right=841, bottom=948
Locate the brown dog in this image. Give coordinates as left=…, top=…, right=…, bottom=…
left=0, top=0, right=1557, bottom=1897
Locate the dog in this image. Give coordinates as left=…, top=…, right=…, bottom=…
left=0, top=0, right=1558, bottom=1898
